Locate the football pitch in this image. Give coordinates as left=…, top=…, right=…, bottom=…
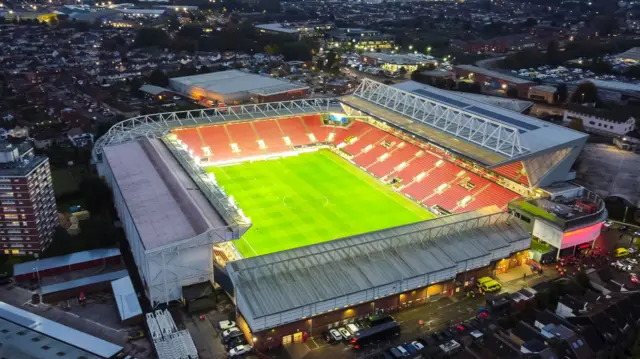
left=207, top=150, right=434, bottom=257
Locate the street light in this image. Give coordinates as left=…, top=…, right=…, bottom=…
left=408, top=45, right=413, bottom=50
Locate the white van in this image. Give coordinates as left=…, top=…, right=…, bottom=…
left=346, top=323, right=359, bottom=334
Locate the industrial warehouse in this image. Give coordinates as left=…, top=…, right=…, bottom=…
left=168, top=70, right=310, bottom=105
left=92, top=78, right=606, bottom=350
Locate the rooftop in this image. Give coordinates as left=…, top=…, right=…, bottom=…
left=455, top=65, right=535, bottom=85
left=0, top=301, right=122, bottom=359
left=14, top=248, right=121, bottom=277
left=570, top=78, right=640, bottom=94
left=456, top=92, right=534, bottom=113
left=170, top=70, right=308, bottom=96
left=255, top=23, right=299, bottom=34
left=616, top=47, right=640, bottom=61
left=40, top=269, right=128, bottom=295
left=388, top=81, right=587, bottom=164
left=362, top=52, right=435, bottom=65
left=111, top=276, right=142, bottom=321
left=103, top=138, right=229, bottom=251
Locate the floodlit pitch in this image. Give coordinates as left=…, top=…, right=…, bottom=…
left=207, top=150, right=433, bottom=257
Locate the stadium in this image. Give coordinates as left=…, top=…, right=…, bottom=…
left=92, top=78, right=605, bottom=349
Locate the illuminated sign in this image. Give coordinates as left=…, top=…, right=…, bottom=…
left=560, top=222, right=603, bottom=249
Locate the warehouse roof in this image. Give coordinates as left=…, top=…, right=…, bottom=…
left=0, top=301, right=123, bottom=359
left=616, top=47, right=640, bottom=62
left=255, top=23, right=299, bottom=34
left=111, top=276, right=142, bottom=321
left=40, top=269, right=128, bottom=295
left=228, top=207, right=528, bottom=319
left=456, top=92, right=534, bottom=113
left=570, top=78, right=640, bottom=94
left=170, top=70, right=308, bottom=96
left=14, top=248, right=121, bottom=277
left=455, top=65, right=535, bottom=85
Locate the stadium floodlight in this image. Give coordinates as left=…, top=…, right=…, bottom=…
left=228, top=195, right=236, bottom=207
left=193, top=156, right=201, bottom=165
left=207, top=173, right=216, bottom=182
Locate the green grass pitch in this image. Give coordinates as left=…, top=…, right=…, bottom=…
left=207, top=150, right=434, bottom=257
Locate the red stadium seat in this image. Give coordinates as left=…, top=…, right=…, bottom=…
left=226, top=122, right=262, bottom=157
left=277, top=117, right=311, bottom=146
left=494, top=162, right=529, bottom=187
left=172, top=128, right=205, bottom=158
left=198, top=125, right=235, bottom=161
left=253, top=120, right=290, bottom=152
left=302, top=115, right=334, bottom=142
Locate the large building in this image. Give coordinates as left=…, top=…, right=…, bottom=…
left=0, top=301, right=123, bottom=358
left=0, top=141, right=57, bottom=256
left=454, top=65, right=536, bottom=98
left=92, top=78, right=603, bottom=349
left=361, top=52, right=439, bottom=74
left=169, top=70, right=310, bottom=106
left=327, top=28, right=394, bottom=51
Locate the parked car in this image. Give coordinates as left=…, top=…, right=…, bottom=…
left=338, top=327, right=352, bottom=341
left=476, top=277, right=502, bottom=292
left=624, top=258, right=638, bottom=266
left=127, top=330, right=145, bottom=341
left=218, top=320, right=236, bottom=330
left=628, top=247, right=638, bottom=256
left=346, top=323, right=360, bottom=334
left=225, top=336, right=248, bottom=350
left=411, top=340, right=425, bottom=350
left=222, top=328, right=244, bottom=343
left=328, top=329, right=342, bottom=343
left=228, top=344, right=252, bottom=357
left=615, top=248, right=630, bottom=258
left=603, top=220, right=612, bottom=228
left=612, top=260, right=633, bottom=272
left=619, top=225, right=629, bottom=232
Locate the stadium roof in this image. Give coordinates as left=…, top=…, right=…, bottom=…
left=111, top=276, right=142, bottom=321
left=41, top=270, right=128, bottom=295
left=0, top=301, right=122, bottom=359
left=170, top=70, right=309, bottom=96
left=14, top=248, right=121, bottom=277
left=104, top=141, right=198, bottom=250
left=228, top=206, right=530, bottom=326
left=346, top=79, right=587, bottom=167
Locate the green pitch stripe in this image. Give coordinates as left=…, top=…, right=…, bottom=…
left=207, top=150, right=434, bottom=257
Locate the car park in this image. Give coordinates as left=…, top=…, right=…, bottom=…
left=228, top=344, right=252, bottom=357
left=219, top=320, right=236, bottom=330
left=612, top=260, right=633, bottom=271
left=624, top=258, right=638, bottom=266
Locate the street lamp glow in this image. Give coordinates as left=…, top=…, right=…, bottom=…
left=408, top=45, right=413, bottom=50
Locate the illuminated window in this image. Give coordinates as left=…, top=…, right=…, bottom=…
left=4, top=214, right=17, bottom=220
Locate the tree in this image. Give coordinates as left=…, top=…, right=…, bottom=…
left=280, top=42, right=312, bottom=61
left=506, top=87, right=519, bottom=98
left=134, top=28, right=170, bottom=49
left=148, top=69, right=169, bottom=87
left=398, top=67, right=407, bottom=75
left=556, top=83, right=568, bottom=103
left=547, top=40, right=560, bottom=66
left=571, top=81, right=598, bottom=103
left=264, top=44, right=279, bottom=55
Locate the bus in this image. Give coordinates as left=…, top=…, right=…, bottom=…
left=350, top=321, right=401, bottom=349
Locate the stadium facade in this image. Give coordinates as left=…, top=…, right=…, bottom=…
left=92, top=79, right=606, bottom=348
